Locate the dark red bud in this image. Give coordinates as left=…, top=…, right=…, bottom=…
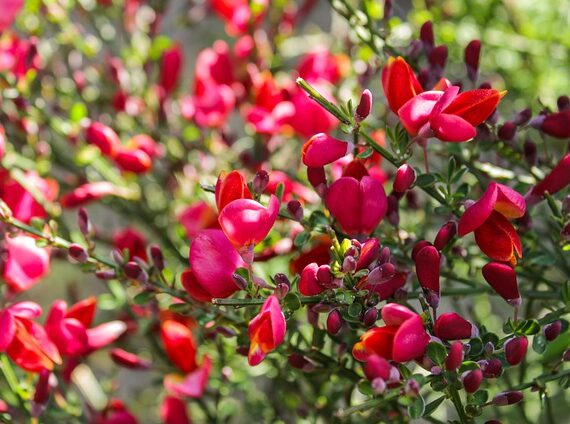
left=316, top=265, right=332, bottom=286
left=68, top=243, right=88, bottom=263
left=393, top=164, right=416, bottom=193
left=362, top=307, right=378, bottom=327
left=232, top=273, right=248, bottom=290
left=498, top=122, right=517, bottom=141
left=355, top=89, right=373, bottom=122
left=405, top=379, right=420, bottom=397
left=326, top=309, right=343, bottom=335
left=504, top=336, right=528, bottom=366
left=95, top=269, right=116, bottom=280
left=481, top=358, right=503, bottom=378
left=492, top=391, right=523, bottom=406
left=252, top=170, right=269, bottom=194
left=307, top=167, right=327, bottom=196
left=433, top=221, right=457, bottom=251
left=514, top=108, right=532, bottom=126
left=420, top=21, right=434, bottom=51
left=558, top=95, right=570, bottom=111
left=287, top=200, right=303, bottom=221
left=462, top=369, right=483, bottom=393
left=563, top=349, right=570, bottom=361
left=288, top=353, right=315, bottom=372
left=523, top=140, right=537, bottom=166
left=124, top=261, right=143, bottom=279
left=342, top=256, right=357, bottom=273
left=149, top=244, right=165, bottom=271
left=428, top=45, right=448, bottom=69
left=110, top=348, right=151, bottom=370
left=465, top=39, right=481, bottom=82
left=445, top=341, right=464, bottom=371
left=78, top=207, right=91, bottom=235
left=412, top=240, right=433, bottom=261
left=544, top=320, right=562, bottom=341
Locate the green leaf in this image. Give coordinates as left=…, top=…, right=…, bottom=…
left=70, top=102, right=87, bottom=123
left=294, top=231, right=311, bottom=247
left=471, top=390, right=488, bottom=405
left=458, top=361, right=480, bottom=373
left=408, top=395, right=425, bottom=419
left=348, top=302, right=363, bottom=318
left=515, top=319, right=540, bottom=335
left=423, top=396, right=445, bottom=417
left=356, top=147, right=373, bottom=159
left=533, top=334, right=547, bottom=354
left=562, top=281, right=570, bottom=305
left=415, top=174, right=436, bottom=187
left=426, top=342, right=447, bottom=366
left=133, top=290, right=155, bottom=305
left=542, top=332, right=570, bottom=363
left=284, top=293, right=301, bottom=311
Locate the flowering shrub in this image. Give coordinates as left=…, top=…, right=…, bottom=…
left=0, top=0, right=569, bottom=423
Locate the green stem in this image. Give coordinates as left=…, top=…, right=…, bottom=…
left=447, top=385, right=470, bottom=424
left=336, top=391, right=400, bottom=418
left=212, top=295, right=323, bottom=306
left=512, top=369, right=570, bottom=390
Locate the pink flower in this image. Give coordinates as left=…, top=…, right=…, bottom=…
left=325, top=171, right=387, bottom=236
left=85, top=122, right=121, bottom=158
left=0, top=0, right=24, bottom=32
left=0, top=171, right=58, bottom=224
left=60, top=182, right=123, bottom=208
left=287, top=83, right=338, bottom=138
left=504, top=336, right=528, bottom=366
left=0, top=34, right=41, bottom=79
left=210, top=0, right=268, bottom=35
left=215, top=170, right=252, bottom=212
left=297, top=50, right=346, bottom=84
left=2, top=235, right=50, bottom=293
left=182, top=229, right=246, bottom=302
left=302, top=133, right=353, bottom=167
left=393, top=164, right=416, bottom=193
left=248, top=295, right=286, bottom=366
left=178, top=201, right=219, bottom=239
left=353, top=303, right=430, bottom=363
left=113, top=228, right=148, bottom=261
left=218, top=195, right=280, bottom=249
left=434, top=312, right=478, bottom=340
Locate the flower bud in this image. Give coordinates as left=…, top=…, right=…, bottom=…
left=326, top=309, right=343, bottom=335
left=434, top=313, right=478, bottom=340
left=288, top=354, right=315, bottom=372
left=393, top=164, right=416, bottom=193
left=316, top=265, right=332, bottom=286
left=342, top=256, right=357, bottom=273
left=364, top=355, right=392, bottom=381
left=498, top=122, right=516, bottom=141
left=378, top=246, right=391, bottom=264
left=302, top=134, right=352, bottom=168
left=411, top=240, right=432, bottom=261
left=274, top=273, right=290, bottom=288
left=252, top=170, right=269, bottom=194
left=149, top=245, right=165, bottom=271
left=485, top=342, right=495, bottom=355
left=355, top=89, right=372, bottom=122
left=433, top=221, right=457, bottom=250
left=274, top=282, right=289, bottom=299
left=307, top=166, right=327, bottom=196
left=78, top=207, right=92, bottom=236
left=386, top=194, right=399, bottom=227
left=356, top=238, right=380, bottom=270
left=405, top=379, right=420, bottom=397
left=362, top=308, right=378, bottom=327
left=287, top=200, right=303, bottom=221
left=428, top=45, right=448, bottom=70
left=445, top=341, right=464, bottom=371
left=68, top=243, right=88, bottom=264
left=523, top=139, right=537, bottom=167
left=371, top=377, right=387, bottom=394
left=124, top=262, right=143, bottom=279
left=420, top=21, right=434, bottom=52
left=544, top=320, right=562, bottom=341
left=414, top=244, right=440, bottom=302
left=482, top=262, right=521, bottom=307
left=492, top=391, right=523, bottom=406
left=481, top=358, right=503, bottom=378
left=32, top=369, right=51, bottom=416
left=563, top=349, right=570, bottom=361
left=462, top=369, right=483, bottom=393
left=85, top=121, right=120, bottom=158
left=558, top=95, right=570, bottom=111
left=232, top=273, right=248, bottom=290
left=514, top=108, right=532, bottom=126
left=95, top=269, right=116, bottom=280
left=504, top=336, right=528, bottom=366
left=110, top=348, right=151, bottom=370
left=383, top=0, right=392, bottom=20
left=465, top=40, right=481, bottom=82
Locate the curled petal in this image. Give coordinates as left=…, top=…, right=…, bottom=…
left=86, top=321, right=127, bottom=352
left=527, top=153, right=570, bottom=202
left=474, top=211, right=522, bottom=262
left=248, top=295, right=286, bottom=366
left=381, top=303, right=416, bottom=326
left=355, top=326, right=398, bottom=361
left=299, top=263, right=325, bottom=296
left=495, top=184, right=526, bottom=219
left=397, top=91, right=441, bottom=135
left=215, top=171, right=252, bottom=212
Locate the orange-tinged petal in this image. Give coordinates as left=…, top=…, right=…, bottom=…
left=381, top=57, right=423, bottom=114
left=443, top=89, right=505, bottom=126
left=474, top=211, right=521, bottom=263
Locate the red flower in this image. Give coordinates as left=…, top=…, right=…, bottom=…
left=353, top=303, right=430, bottom=363
left=482, top=262, right=521, bottom=307
left=434, top=312, right=478, bottom=340
left=302, top=133, right=353, bottom=168
left=526, top=152, right=570, bottom=205
left=113, top=228, right=148, bottom=261
left=381, top=57, right=423, bottom=115
left=458, top=182, right=525, bottom=264
left=159, top=44, right=183, bottom=95
left=215, top=170, right=252, bottom=212
left=248, top=295, right=286, bottom=366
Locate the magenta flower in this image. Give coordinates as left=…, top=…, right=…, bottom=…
left=482, top=262, right=521, bottom=307
left=445, top=341, right=464, bottom=371
left=218, top=194, right=280, bottom=250
left=325, top=173, right=387, bottom=236
left=0, top=0, right=24, bottom=32
left=2, top=235, right=50, bottom=293
left=414, top=243, right=441, bottom=305
left=526, top=153, right=570, bottom=205
left=159, top=43, right=183, bottom=95
left=301, top=133, right=353, bottom=168
left=504, top=336, right=528, bottom=366
left=248, top=295, right=286, bottom=366
left=182, top=229, right=246, bottom=302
